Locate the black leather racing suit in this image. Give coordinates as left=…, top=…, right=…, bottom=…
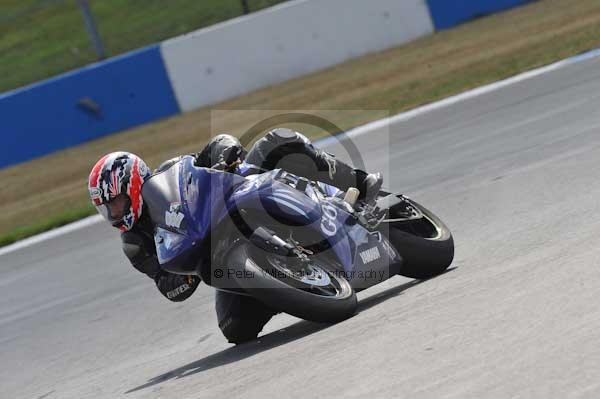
left=121, top=129, right=380, bottom=343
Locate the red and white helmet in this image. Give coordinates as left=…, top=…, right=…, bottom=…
left=88, top=152, right=151, bottom=232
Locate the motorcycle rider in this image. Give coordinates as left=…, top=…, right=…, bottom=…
left=88, top=128, right=382, bottom=343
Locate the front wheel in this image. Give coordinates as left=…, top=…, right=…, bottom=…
left=224, top=242, right=357, bottom=323
left=382, top=197, right=454, bottom=279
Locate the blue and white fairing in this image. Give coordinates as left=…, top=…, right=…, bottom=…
left=152, top=156, right=401, bottom=286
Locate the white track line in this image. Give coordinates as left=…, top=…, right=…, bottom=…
left=2, top=48, right=599, bottom=257
left=316, top=48, right=600, bottom=148
left=0, top=215, right=102, bottom=257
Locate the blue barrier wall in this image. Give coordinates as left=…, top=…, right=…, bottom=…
left=0, top=45, right=179, bottom=168
left=426, top=0, right=534, bottom=30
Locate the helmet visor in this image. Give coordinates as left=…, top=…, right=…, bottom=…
left=96, top=194, right=131, bottom=227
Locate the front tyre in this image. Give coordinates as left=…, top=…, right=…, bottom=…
left=225, top=243, right=357, bottom=323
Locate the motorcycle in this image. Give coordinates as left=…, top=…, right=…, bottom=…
left=143, top=155, right=454, bottom=322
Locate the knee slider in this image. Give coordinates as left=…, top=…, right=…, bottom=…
left=219, top=317, right=263, bottom=344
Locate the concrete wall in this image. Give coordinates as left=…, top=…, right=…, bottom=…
left=161, top=0, right=434, bottom=112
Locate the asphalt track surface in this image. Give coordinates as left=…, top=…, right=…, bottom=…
left=3, top=55, right=600, bottom=399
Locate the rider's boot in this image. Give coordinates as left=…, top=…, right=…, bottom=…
left=315, top=151, right=383, bottom=203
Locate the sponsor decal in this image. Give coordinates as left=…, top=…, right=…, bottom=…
left=89, top=187, right=102, bottom=200
left=165, top=203, right=185, bottom=229
left=370, top=231, right=398, bottom=260
left=381, top=238, right=397, bottom=260
left=320, top=203, right=338, bottom=236
left=138, top=161, right=149, bottom=178
left=359, top=246, right=381, bottom=264
left=166, top=283, right=190, bottom=299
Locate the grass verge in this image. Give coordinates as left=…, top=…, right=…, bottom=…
left=1, top=0, right=600, bottom=247
left=0, top=205, right=95, bottom=247
left=1, top=0, right=287, bottom=93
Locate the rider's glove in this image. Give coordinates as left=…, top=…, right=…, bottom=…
left=212, top=146, right=244, bottom=170
left=155, top=272, right=201, bottom=302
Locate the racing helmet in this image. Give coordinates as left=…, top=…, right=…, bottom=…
left=88, top=152, right=151, bottom=231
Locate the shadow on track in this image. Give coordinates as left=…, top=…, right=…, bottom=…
left=125, top=271, right=455, bottom=394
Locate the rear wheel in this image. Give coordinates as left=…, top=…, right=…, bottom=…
left=224, top=242, right=357, bottom=323
left=382, top=197, right=454, bottom=279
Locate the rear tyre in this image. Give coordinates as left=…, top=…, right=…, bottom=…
left=384, top=198, right=454, bottom=279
